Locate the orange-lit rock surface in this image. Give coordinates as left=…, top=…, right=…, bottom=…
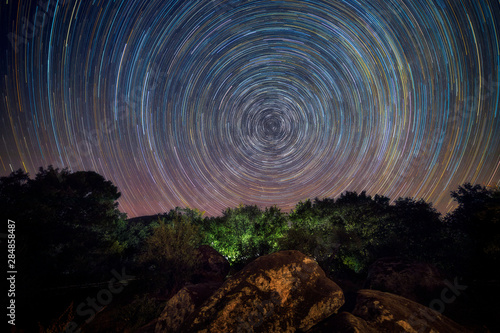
left=182, top=250, right=344, bottom=332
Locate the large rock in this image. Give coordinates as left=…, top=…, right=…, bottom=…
left=192, top=245, right=230, bottom=283
left=310, top=289, right=470, bottom=332
left=364, top=257, right=446, bottom=305
left=351, top=289, right=470, bottom=332
left=155, top=282, right=222, bottom=333
left=183, top=250, right=344, bottom=332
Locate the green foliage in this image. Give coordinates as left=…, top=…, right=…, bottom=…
left=3, top=165, right=483, bottom=280
left=138, top=216, right=203, bottom=291
left=108, top=215, right=159, bottom=261
left=280, top=192, right=447, bottom=276
left=281, top=199, right=340, bottom=265
left=202, top=205, right=288, bottom=265
left=280, top=193, right=392, bottom=274
left=332, top=192, right=391, bottom=273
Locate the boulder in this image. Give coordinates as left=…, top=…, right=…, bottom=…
left=351, top=289, right=470, bottom=332
left=182, top=250, right=344, bottom=332
left=364, top=257, right=446, bottom=305
left=309, top=290, right=470, bottom=332
left=192, top=245, right=230, bottom=283
left=155, top=282, right=222, bottom=333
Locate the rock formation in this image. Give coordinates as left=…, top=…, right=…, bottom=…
left=166, top=250, right=345, bottom=332
left=364, top=257, right=446, bottom=305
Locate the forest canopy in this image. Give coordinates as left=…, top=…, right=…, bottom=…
left=2, top=166, right=498, bottom=278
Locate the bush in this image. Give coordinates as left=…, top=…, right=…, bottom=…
left=138, top=214, right=203, bottom=293
left=201, top=205, right=288, bottom=266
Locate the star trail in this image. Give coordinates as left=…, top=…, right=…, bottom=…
left=1, top=0, right=499, bottom=217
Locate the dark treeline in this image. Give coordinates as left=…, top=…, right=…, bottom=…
left=1, top=166, right=499, bottom=331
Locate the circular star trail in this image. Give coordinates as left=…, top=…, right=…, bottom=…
left=1, top=0, right=499, bottom=216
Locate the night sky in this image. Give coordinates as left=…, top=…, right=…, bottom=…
left=1, top=0, right=499, bottom=217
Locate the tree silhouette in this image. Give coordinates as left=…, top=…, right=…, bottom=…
left=1, top=166, right=125, bottom=330
left=445, top=183, right=500, bottom=278
left=1, top=166, right=124, bottom=283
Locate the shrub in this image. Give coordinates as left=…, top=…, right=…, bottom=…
left=138, top=215, right=202, bottom=292
left=201, top=205, right=288, bottom=265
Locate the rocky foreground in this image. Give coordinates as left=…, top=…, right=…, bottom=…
left=135, top=249, right=473, bottom=333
